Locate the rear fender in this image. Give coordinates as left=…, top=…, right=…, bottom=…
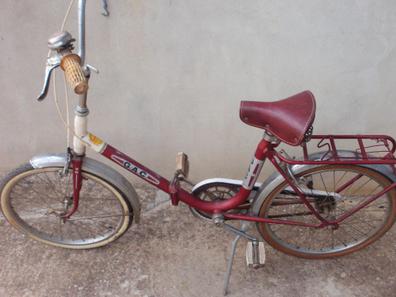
left=250, top=150, right=396, bottom=216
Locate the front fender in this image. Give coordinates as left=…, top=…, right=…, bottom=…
left=30, top=154, right=141, bottom=223
left=250, top=150, right=396, bottom=216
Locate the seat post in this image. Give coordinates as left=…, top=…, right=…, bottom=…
left=262, top=131, right=281, bottom=145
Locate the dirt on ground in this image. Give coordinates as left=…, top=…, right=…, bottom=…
left=0, top=182, right=395, bottom=297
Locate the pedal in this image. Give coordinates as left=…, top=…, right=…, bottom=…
left=246, top=241, right=265, bottom=269
left=176, top=152, right=189, bottom=178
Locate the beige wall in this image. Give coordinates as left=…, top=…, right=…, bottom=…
left=1, top=0, right=396, bottom=183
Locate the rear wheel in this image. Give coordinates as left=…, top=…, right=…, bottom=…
left=0, top=163, right=133, bottom=249
left=257, top=165, right=396, bottom=258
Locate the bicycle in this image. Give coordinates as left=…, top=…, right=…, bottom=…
left=1, top=1, right=396, bottom=295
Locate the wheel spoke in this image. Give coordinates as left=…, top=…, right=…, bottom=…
left=1, top=166, right=131, bottom=248
left=258, top=165, right=395, bottom=257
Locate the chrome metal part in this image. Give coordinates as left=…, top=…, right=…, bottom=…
left=48, top=31, right=74, bottom=51
left=212, top=213, right=224, bottom=226
left=82, top=65, right=91, bottom=78
left=78, top=0, right=87, bottom=65
left=263, top=131, right=281, bottom=144
left=303, top=125, right=314, bottom=143
left=223, top=234, right=241, bottom=296
left=75, top=105, right=89, bottom=116
left=223, top=221, right=251, bottom=296
left=246, top=241, right=265, bottom=269
left=63, top=196, right=72, bottom=213
left=86, top=64, right=99, bottom=74
left=78, top=91, right=88, bottom=109
left=37, top=62, right=60, bottom=101
left=61, top=148, right=73, bottom=177
left=30, top=154, right=141, bottom=223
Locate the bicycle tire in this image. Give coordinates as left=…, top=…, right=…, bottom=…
left=257, top=165, right=396, bottom=259
left=0, top=163, right=133, bottom=249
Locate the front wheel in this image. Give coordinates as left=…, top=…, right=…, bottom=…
left=257, top=165, right=396, bottom=259
left=0, top=163, right=133, bottom=249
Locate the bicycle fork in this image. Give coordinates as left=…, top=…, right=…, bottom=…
left=61, top=92, right=89, bottom=220
left=62, top=154, right=83, bottom=220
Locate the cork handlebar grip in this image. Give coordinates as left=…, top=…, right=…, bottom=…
left=60, top=54, right=89, bottom=95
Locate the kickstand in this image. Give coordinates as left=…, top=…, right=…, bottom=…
left=222, top=222, right=256, bottom=295
left=223, top=234, right=242, bottom=296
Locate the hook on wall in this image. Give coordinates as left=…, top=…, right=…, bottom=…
left=102, top=0, right=110, bottom=16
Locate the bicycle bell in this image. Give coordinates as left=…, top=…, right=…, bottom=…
left=48, top=31, right=75, bottom=51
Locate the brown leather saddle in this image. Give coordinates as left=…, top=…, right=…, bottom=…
left=240, top=90, right=316, bottom=146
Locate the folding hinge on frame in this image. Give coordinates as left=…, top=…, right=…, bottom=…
left=169, top=174, right=181, bottom=205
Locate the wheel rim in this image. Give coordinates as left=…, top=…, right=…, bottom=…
left=1, top=167, right=131, bottom=248
left=259, top=166, right=395, bottom=256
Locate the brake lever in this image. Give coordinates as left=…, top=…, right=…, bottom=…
left=102, top=0, right=110, bottom=17
left=37, top=56, right=61, bottom=101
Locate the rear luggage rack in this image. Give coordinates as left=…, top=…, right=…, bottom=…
left=275, top=135, right=396, bottom=166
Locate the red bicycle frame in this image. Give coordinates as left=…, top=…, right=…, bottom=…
left=70, top=133, right=396, bottom=228
left=101, top=138, right=269, bottom=212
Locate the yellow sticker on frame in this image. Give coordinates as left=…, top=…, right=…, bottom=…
left=88, top=133, right=104, bottom=146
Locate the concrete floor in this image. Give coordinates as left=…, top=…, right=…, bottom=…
left=0, top=182, right=395, bottom=297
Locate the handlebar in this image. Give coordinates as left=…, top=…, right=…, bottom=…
left=78, top=0, right=109, bottom=65
left=77, top=0, right=87, bottom=66
left=37, top=0, right=109, bottom=100
left=78, top=0, right=109, bottom=66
